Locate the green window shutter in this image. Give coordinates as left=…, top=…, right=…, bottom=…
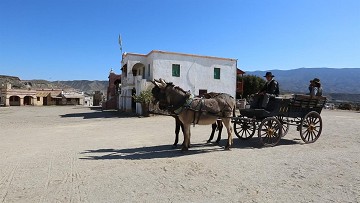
left=214, top=68, right=220, bottom=79
left=172, top=64, right=180, bottom=77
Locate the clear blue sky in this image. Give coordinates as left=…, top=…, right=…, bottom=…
left=1, top=0, right=359, bottom=80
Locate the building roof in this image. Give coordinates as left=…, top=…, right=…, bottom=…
left=123, top=50, right=237, bottom=62
left=237, top=69, right=245, bottom=74
left=63, top=94, right=84, bottom=99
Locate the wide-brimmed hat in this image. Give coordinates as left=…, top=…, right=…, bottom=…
left=312, top=78, right=321, bottom=84
left=264, top=72, right=275, bottom=77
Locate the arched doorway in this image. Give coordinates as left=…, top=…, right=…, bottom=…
left=114, top=79, right=121, bottom=95
left=9, top=96, right=20, bottom=106
left=132, top=63, right=145, bottom=79
left=24, top=96, right=33, bottom=105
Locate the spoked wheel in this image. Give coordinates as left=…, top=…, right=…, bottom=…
left=234, top=117, right=256, bottom=140
left=258, top=117, right=282, bottom=147
left=276, top=116, right=290, bottom=137
left=300, top=111, right=322, bottom=143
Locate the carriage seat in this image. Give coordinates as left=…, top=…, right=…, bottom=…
left=240, top=108, right=272, bottom=119
left=240, top=97, right=286, bottom=119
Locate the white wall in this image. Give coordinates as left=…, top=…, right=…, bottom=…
left=150, top=52, right=237, bottom=98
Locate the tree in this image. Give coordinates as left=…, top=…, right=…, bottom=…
left=240, top=75, right=266, bottom=99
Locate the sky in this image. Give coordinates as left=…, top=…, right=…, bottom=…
left=1, top=0, right=359, bottom=81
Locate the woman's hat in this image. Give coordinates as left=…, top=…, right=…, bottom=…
left=264, top=72, right=275, bottom=77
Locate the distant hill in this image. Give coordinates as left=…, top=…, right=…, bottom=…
left=52, top=80, right=108, bottom=94
left=0, top=75, right=107, bottom=95
left=245, top=68, right=360, bottom=95
left=0, top=75, right=70, bottom=90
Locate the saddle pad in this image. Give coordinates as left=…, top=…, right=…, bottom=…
left=186, top=98, right=232, bottom=116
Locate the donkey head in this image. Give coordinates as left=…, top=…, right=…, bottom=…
left=151, top=78, right=172, bottom=110
left=151, top=78, right=190, bottom=112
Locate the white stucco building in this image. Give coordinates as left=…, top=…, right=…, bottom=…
left=119, top=50, right=237, bottom=115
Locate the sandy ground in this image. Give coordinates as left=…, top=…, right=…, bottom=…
left=0, top=106, right=359, bottom=203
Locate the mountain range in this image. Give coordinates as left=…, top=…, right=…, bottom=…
left=52, top=80, right=108, bottom=94
left=245, top=68, right=360, bottom=94
left=1, top=68, right=360, bottom=102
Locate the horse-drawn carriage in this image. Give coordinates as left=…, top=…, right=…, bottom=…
left=233, top=94, right=327, bottom=147
left=151, top=78, right=327, bottom=150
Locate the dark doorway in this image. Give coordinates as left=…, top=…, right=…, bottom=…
left=131, top=88, right=136, bottom=112
left=24, top=96, right=32, bottom=105
left=9, top=96, right=20, bottom=106
left=43, top=97, right=48, bottom=105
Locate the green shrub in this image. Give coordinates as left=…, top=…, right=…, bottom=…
left=132, top=89, right=153, bottom=104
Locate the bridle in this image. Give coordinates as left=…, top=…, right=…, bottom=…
left=160, top=83, right=190, bottom=113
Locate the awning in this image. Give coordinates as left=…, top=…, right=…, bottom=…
left=36, top=92, right=50, bottom=97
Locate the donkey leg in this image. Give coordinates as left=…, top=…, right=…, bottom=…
left=215, top=121, right=223, bottom=143
left=180, top=122, right=185, bottom=146
left=182, top=124, right=191, bottom=151
left=222, top=118, right=233, bottom=150
left=173, top=117, right=181, bottom=147
left=207, top=123, right=217, bottom=143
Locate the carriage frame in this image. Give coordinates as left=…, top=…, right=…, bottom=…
left=232, top=94, right=327, bottom=147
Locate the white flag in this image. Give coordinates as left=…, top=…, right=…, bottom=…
left=118, top=34, right=122, bottom=46
left=118, top=34, right=123, bottom=52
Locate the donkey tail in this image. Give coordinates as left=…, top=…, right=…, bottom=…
left=233, top=103, right=236, bottom=117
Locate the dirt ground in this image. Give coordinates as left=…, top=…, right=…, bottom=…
left=0, top=106, right=359, bottom=203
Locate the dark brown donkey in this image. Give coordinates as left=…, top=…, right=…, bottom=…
left=152, top=79, right=236, bottom=151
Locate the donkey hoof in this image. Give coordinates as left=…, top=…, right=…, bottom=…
left=224, top=145, right=231, bottom=150
left=181, top=146, right=189, bottom=151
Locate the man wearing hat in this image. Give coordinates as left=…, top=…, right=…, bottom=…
left=250, top=71, right=280, bottom=109
left=309, top=78, right=322, bottom=97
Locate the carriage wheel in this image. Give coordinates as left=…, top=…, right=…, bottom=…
left=234, top=117, right=256, bottom=140
left=258, top=117, right=282, bottom=147
left=276, top=116, right=290, bottom=137
left=300, top=111, right=322, bottom=143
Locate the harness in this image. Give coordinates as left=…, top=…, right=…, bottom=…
left=161, top=84, right=234, bottom=125
left=173, top=94, right=195, bottom=114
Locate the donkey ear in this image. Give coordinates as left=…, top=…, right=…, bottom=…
left=153, top=80, right=160, bottom=87
left=154, top=78, right=167, bottom=88
left=153, top=79, right=166, bottom=88
left=159, top=78, right=167, bottom=85
left=151, top=79, right=158, bottom=86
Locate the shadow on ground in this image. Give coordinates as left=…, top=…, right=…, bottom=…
left=79, top=138, right=300, bottom=160
left=233, top=137, right=300, bottom=149
left=60, top=108, right=139, bottom=119
left=80, top=143, right=224, bottom=160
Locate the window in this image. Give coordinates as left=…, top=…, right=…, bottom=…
left=37, top=97, right=40, bottom=101
left=199, top=89, right=207, bottom=97
left=172, top=64, right=180, bottom=77
left=148, top=64, right=151, bottom=77
left=214, top=68, right=220, bottom=79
